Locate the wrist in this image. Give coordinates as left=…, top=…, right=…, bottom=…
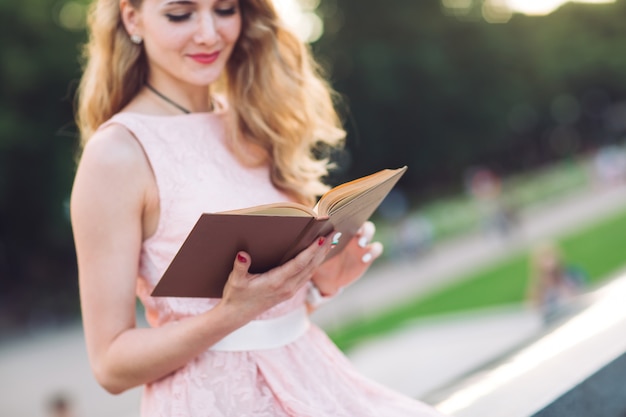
left=310, top=279, right=340, bottom=297
left=213, top=299, right=256, bottom=328
left=306, top=282, right=342, bottom=308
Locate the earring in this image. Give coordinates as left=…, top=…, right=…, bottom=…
left=130, top=34, right=143, bottom=44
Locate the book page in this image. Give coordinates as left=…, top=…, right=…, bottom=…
left=310, top=166, right=408, bottom=258
left=317, top=167, right=407, bottom=216
left=220, top=202, right=316, bottom=217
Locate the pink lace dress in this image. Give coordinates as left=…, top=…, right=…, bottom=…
left=101, top=104, right=445, bottom=417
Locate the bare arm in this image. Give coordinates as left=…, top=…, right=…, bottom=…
left=71, top=126, right=333, bottom=394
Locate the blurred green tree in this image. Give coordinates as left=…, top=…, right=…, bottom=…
left=0, top=0, right=86, bottom=328
left=317, top=0, right=626, bottom=198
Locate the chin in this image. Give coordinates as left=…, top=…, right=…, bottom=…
left=185, top=71, right=224, bottom=87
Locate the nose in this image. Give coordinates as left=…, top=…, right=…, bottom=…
left=194, top=12, right=219, bottom=44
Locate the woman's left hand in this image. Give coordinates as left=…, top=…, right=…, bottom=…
left=311, top=221, right=383, bottom=297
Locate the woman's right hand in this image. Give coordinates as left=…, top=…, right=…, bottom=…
left=219, top=233, right=335, bottom=321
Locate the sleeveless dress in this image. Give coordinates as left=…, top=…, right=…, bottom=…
left=101, top=103, right=446, bottom=417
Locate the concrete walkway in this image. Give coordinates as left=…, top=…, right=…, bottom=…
left=0, top=324, right=142, bottom=417
left=347, top=305, right=544, bottom=399
left=1, top=182, right=625, bottom=417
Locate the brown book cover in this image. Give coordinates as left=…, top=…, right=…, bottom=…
left=151, top=166, right=407, bottom=298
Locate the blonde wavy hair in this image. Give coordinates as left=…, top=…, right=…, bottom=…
left=76, top=0, right=345, bottom=204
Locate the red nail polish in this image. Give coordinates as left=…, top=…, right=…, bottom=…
left=318, top=237, right=325, bottom=246
left=237, top=254, right=247, bottom=263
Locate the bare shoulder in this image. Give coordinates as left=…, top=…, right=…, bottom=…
left=79, top=123, right=147, bottom=172
left=72, top=123, right=153, bottom=211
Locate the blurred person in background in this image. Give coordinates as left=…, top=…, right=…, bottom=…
left=592, top=144, right=626, bottom=186
left=394, top=213, right=435, bottom=259
left=465, top=166, right=517, bottom=239
left=527, top=242, right=586, bottom=324
left=70, top=0, right=447, bottom=416
left=46, top=393, right=76, bottom=417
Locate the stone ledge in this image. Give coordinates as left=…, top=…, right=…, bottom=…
left=427, top=271, right=626, bottom=417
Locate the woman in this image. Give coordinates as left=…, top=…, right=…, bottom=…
left=71, top=0, right=446, bottom=415
left=527, top=242, right=585, bottom=324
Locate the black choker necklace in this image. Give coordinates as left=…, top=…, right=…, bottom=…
left=145, top=83, right=191, bottom=114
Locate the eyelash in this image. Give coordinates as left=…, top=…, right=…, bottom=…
left=165, top=7, right=237, bottom=22
left=216, top=7, right=237, bottom=17
left=165, top=13, right=192, bottom=22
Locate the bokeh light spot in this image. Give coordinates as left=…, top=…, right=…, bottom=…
left=58, top=1, right=87, bottom=31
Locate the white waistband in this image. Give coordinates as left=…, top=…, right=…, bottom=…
left=210, top=306, right=310, bottom=352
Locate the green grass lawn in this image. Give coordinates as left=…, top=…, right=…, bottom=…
left=330, top=207, right=626, bottom=352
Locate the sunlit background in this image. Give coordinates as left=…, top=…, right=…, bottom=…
left=275, top=0, right=619, bottom=38
left=54, top=0, right=620, bottom=40
left=443, top=0, right=616, bottom=21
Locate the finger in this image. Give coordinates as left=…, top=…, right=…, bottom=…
left=232, top=251, right=251, bottom=276
left=300, top=231, right=336, bottom=270
left=272, top=232, right=337, bottom=299
left=358, top=221, right=376, bottom=248
left=361, top=241, right=383, bottom=263
left=312, top=231, right=337, bottom=263
left=288, top=232, right=336, bottom=287
left=274, top=233, right=332, bottom=278
left=223, top=252, right=253, bottom=296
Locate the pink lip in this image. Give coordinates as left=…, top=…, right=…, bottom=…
left=188, top=52, right=220, bottom=64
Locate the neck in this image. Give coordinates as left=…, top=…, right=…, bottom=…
left=145, top=79, right=213, bottom=114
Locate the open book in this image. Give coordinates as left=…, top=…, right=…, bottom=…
left=151, top=166, right=407, bottom=298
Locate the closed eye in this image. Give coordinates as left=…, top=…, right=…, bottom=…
left=215, top=6, right=237, bottom=17
left=165, top=13, right=192, bottom=22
